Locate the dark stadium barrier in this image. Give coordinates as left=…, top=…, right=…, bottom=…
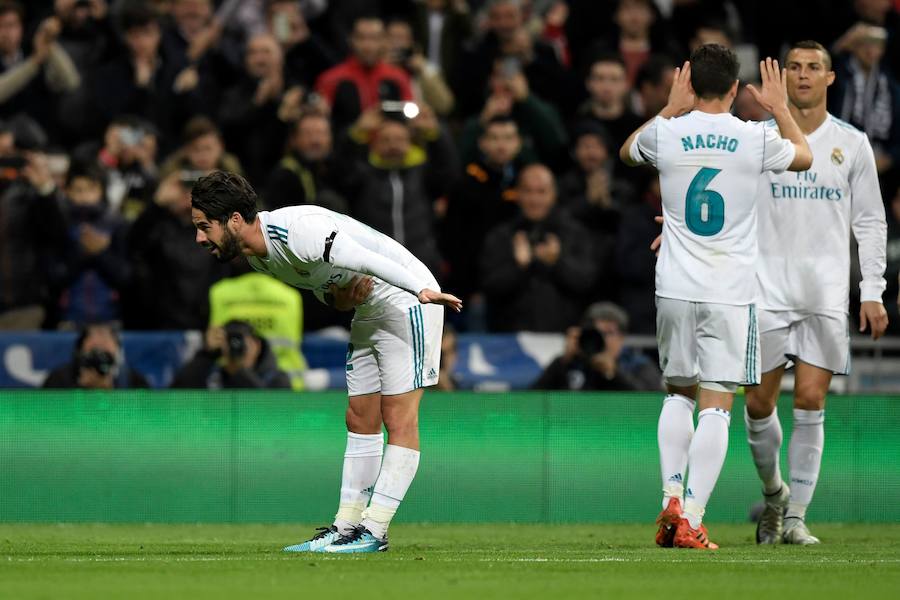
left=1, top=391, right=897, bottom=523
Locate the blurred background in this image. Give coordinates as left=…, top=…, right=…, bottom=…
left=0, top=0, right=899, bottom=394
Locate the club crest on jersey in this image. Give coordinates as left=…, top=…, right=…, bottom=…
left=831, top=147, right=844, bottom=165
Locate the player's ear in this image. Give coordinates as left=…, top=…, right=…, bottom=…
left=825, top=70, right=835, bottom=87
left=728, top=80, right=739, bottom=99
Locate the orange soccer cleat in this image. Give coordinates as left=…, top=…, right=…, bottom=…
left=673, top=518, right=719, bottom=549
left=655, top=497, right=683, bottom=547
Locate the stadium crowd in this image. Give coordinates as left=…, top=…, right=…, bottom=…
left=1, top=0, right=900, bottom=387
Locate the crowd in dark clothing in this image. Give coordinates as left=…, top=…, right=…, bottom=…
left=1, top=0, right=900, bottom=338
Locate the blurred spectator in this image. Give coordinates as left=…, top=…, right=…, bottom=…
left=263, top=110, right=347, bottom=213
left=314, top=16, right=412, bottom=131
left=209, top=269, right=308, bottom=389
left=266, top=0, right=337, bottom=90
left=433, top=321, right=461, bottom=391
left=458, top=0, right=573, bottom=115
left=687, top=20, right=733, bottom=53
left=48, top=162, right=131, bottom=328
left=574, top=53, right=643, bottom=154
left=531, top=302, right=662, bottom=391
left=613, top=172, right=660, bottom=334
left=170, top=319, right=291, bottom=389
left=443, top=115, right=526, bottom=309
left=831, top=23, right=900, bottom=174
left=848, top=0, right=900, bottom=78
left=633, top=54, right=676, bottom=118
left=411, top=0, right=471, bottom=84
left=160, top=116, right=242, bottom=181
left=52, top=1, right=115, bottom=144
left=124, top=172, right=227, bottom=330
left=0, top=5, right=81, bottom=142
left=219, top=33, right=292, bottom=185
left=586, top=0, right=681, bottom=87
left=0, top=144, right=67, bottom=330
left=558, top=122, right=631, bottom=300
left=92, top=3, right=203, bottom=151
left=458, top=58, right=567, bottom=168
left=386, top=17, right=454, bottom=117
left=43, top=323, right=149, bottom=388
left=480, top=164, right=595, bottom=332
left=339, top=105, right=457, bottom=273
left=74, top=115, right=159, bottom=220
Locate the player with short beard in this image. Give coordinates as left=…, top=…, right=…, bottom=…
left=191, top=171, right=461, bottom=553
left=745, top=41, right=888, bottom=546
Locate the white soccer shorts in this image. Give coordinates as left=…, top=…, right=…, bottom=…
left=758, top=310, right=850, bottom=375
left=345, top=301, right=444, bottom=396
left=656, top=296, right=760, bottom=386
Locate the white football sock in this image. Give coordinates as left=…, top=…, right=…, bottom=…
left=745, top=406, right=784, bottom=495
left=786, top=409, right=824, bottom=520
left=658, top=394, right=695, bottom=508
left=333, top=431, right=384, bottom=535
left=683, top=408, right=731, bottom=528
left=360, top=444, right=420, bottom=540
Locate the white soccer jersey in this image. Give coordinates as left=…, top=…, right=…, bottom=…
left=629, top=111, right=796, bottom=304
left=248, top=206, right=438, bottom=316
left=757, top=115, right=887, bottom=314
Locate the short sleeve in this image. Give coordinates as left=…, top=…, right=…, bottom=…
left=628, top=118, right=660, bottom=166
left=761, top=125, right=796, bottom=173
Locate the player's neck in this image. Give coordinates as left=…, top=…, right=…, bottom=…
left=789, top=103, right=828, bottom=135
left=244, top=218, right=268, bottom=258
left=695, top=97, right=733, bottom=114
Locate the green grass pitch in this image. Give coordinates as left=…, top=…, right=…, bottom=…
left=1, top=523, right=899, bottom=599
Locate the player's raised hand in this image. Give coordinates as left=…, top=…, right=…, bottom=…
left=329, top=276, right=374, bottom=311
left=418, top=289, right=463, bottom=313
left=662, top=61, right=695, bottom=117
left=746, top=57, right=788, bottom=115
left=859, top=301, right=889, bottom=340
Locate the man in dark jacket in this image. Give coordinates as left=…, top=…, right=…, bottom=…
left=43, top=322, right=149, bottom=389
left=480, top=164, right=596, bottom=332
left=340, top=105, right=458, bottom=274
left=0, top=146, right=67, bottom=330
left=170, top=320, right=291, bottom=389
left=442, top=115, right=525, bottom=303
left=263, top=111, right=347, bottom=213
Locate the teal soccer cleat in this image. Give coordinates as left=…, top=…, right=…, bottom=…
left=322, top=526, right=388, bottom=553
left=282, top=526, right=341, bottom=552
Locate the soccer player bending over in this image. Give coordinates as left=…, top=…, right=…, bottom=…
left=191, top=171, right=462, bottom=553
left=620, top=45, right=812, bottom=548
left=746, top=41, right=888, bottom=545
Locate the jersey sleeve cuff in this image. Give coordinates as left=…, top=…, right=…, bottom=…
left=859, top=280, right=886, bottom=303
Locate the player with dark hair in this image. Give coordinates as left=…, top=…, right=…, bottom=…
left=745, top=40, right=888, bottom=545
left=621, top=45, right=812, bottom=548
left=191, top=171, right=461, bottom=553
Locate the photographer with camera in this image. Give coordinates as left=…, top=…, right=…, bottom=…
left=531, top=302, right=662, bottom=391
left=43, top=322, right=148, bottom=389
left=170, top=319, right=291, bottom=389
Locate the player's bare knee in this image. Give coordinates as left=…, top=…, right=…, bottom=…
left=793, top=385, right=826, bottom=410
left=382, top=411, right=418, bottom=440
left=745, top=387, right=778, bottom=419
left=345, top=403, right=382, bottom=434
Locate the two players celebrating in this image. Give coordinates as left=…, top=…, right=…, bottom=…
left=622, top=42, right=887, bottom=548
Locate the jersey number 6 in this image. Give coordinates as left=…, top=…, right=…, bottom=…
left=685, top=167, right=724, bottom=236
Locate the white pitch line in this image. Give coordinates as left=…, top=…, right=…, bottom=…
left=3, top=556, right=900, bottom=565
